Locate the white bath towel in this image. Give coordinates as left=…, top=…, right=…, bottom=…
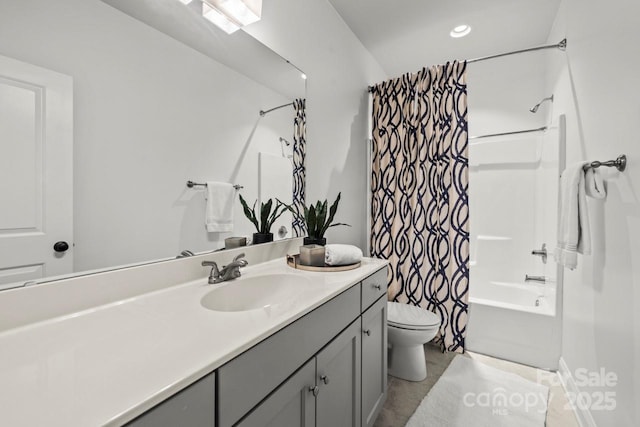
left=555, top=163, right=591, bottom=269
left=205, top=182, right=234, bottom=233
left=324, top=244, right=363, bottom=266
left=584, top=167, right=607, bottom=199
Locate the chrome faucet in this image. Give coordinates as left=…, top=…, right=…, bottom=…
left=525, top=275, right=547, bottom=284
left=202, top=253, right=248, bottom=284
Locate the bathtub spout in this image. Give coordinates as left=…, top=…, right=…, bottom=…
left=525, top=275, right=547, bottom=283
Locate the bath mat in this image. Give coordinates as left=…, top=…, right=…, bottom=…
left=405, top=355, right=548, bottom=427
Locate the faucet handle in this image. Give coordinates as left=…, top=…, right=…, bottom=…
left=202, top=260, right=218, bottom=267
left=233, top=253, right=248, bottom=267
left=531, top=243, right=548, bottom=264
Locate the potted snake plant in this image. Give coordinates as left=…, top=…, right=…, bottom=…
left=285, top=193, right=350, bottom=246
left=239, top=195, right=288, bottom=244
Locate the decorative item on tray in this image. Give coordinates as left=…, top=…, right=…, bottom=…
left=299, top=244, right=325, bottom=266
left=324, top=244, right=363, bottom=266
left=286, top=244, right=363, bottom=272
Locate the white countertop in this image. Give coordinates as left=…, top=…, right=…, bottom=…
left=0, top=257, right=387, bottom=426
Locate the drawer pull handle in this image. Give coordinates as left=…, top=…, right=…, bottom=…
left=309, top=385, right=319, bottom=396
left=321, top=375, right=329, bottom=385
left=373, top=284, right=382, bottom=290
left=364, top=329, right=371, bottom=336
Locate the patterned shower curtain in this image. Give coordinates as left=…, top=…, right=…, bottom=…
left=370, top=62, right=470, bottom=352
left=292, top=98, right=306, bottom=237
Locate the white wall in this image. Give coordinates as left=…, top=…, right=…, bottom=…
left=0, top=0, right=293, bottom=272
left=547, top=0, right=640, bottom=425
left=244, top=0, right=387, bottom=250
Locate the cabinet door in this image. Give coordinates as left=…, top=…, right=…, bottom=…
left=218, top=285, right=360, bottom=427
left=316, top=319, right=362, bottom=427
left=361, top=295, right=387, bottom=427
left=236, top=359, right=316, bottom=427
left=126, top=372, right=215, bottom=427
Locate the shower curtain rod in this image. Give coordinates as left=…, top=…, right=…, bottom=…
left=467, top=38, right=566, bottom=63
left=259, top=102, right=293, bottom=117
left=469, top=126, right=547, bottom=140
left=367, top=39, right=567, bottom=92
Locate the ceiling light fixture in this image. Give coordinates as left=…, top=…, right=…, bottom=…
left=201, top=0, right=262, bottom=34
left=450, top=24, right=471, bottom=38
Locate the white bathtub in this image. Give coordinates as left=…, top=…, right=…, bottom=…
left=466, top=280, right=561, bottom=369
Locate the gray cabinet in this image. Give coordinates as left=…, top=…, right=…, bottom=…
left=236, top=360, right=316, bottom=427
left=124, top=266, right=389, bottom=427
left=217, top=285, right=360, bottom=427
left=361, top=295, right=387, bottom=427
left=361, top=268, right=387, bottom=311
left=317, top=319, right=362, bottom=427
left=125, top=372, right=215, bottom=427
left=239, top=319, right=363, bottom=427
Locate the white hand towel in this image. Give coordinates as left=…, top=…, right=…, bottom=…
left=584, top=168, right=607, bottom=199
left=555, top=163, right=591, bottom=269
left=325, top=244, right=363, bottom=266
left=205, top=182, right=234, bottom=233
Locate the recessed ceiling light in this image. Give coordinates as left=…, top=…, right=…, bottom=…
left=450, top=24, right=471, bottom=38
left=301, top=73, right=307, bottom=80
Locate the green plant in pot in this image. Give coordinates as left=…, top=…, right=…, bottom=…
left=239, top=195, right=288, bottom=244
left=286, top=193, right=350, bottom=246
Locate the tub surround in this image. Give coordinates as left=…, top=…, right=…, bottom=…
left=467, top=281, right=559, bottom=369
left=0, top=241, right=387, bottom=426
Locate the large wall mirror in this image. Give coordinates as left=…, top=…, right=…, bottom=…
left=0, top=0, right=306, bottom=290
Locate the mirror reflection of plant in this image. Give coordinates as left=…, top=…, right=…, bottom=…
left=239, top=195, right=288, bottom=235
left=282, top=193, right=350, bottom=239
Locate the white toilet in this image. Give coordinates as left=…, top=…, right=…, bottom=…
left=387, top=301, right=441, bottom=382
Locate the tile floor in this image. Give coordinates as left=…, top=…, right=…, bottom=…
left=373, top=344, right=580, bottom=427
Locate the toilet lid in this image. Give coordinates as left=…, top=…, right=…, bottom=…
left=387, top=302, right=440, bottom=329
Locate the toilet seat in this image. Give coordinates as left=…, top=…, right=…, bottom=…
left=388, top=302, right=440, bottom=330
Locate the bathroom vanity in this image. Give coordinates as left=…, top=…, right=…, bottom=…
left=0, top=249, right=387, bottom=427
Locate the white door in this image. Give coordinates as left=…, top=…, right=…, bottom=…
left=0, top=55, right=73, bottom=290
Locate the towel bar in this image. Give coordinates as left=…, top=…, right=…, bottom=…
left=582, top=154, right=626, bottom=172
left=187, top=180, right=243, bottom=190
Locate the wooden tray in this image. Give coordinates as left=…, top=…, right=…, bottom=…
left=286, top=254, right=361, bottom=272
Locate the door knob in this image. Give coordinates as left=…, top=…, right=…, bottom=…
left=53, top=241, right=69, bottom=253
left=363, top=329, right=371, bottom=336
left=373, top=284, right=382, bottom=290
left=309, top=385, right=319, bottom=396
left=320, top=375, right=329, bottom=385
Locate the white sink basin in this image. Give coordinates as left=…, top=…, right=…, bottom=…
left=200, top=274, right=309, bottom=312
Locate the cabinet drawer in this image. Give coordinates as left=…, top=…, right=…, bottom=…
left=361, top=267, right=388, bottom=311
left=217, top=285, right=360, bottom=427
left=126, top=372, right=215, bottom=427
